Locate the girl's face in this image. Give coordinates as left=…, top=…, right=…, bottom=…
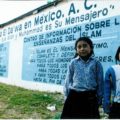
left=76, top=40, right=91, bottom=57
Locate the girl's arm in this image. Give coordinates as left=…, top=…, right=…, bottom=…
left=63, top=61, right=74, bottom=99
left=96, top=61, right=104, bottom=106
left=103, top=67, right=116, bottom=113
left=103, top=68, right=112, bottom=113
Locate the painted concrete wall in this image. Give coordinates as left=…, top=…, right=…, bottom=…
left=0, top=0, right=120, bottom=93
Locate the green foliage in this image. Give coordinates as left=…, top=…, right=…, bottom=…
left=0, top=83, right=64, bottom=119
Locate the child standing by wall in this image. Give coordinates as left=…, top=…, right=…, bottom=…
left=103, top=46, right=120, bottom=119
left=61, top=37, right=104, bottom=119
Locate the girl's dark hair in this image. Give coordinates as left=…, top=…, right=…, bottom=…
left=115, top=46, right=120, bottom=63
left=74, top=37, right=94, bottom=58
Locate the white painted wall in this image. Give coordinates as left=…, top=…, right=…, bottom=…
left=0, top=0, right=120, bottom=93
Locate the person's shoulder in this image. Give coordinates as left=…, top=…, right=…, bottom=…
left=111, top=64, right=119, bottom=68
left=70, top=57, right=77, bottom=63
left=71, top=56, right=79, bottom=61
left=106, top=65, right=114, bottom=73
left=107, top=65, right=117, bottom=71
left=69, top=57, right=79, bottom=64
left=92, top=57, right=101, bottom=64
left=111, top=64, right=119, bottom=71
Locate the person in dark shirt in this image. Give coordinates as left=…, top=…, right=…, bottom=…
left=61, top=37, right=104, bottom=119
